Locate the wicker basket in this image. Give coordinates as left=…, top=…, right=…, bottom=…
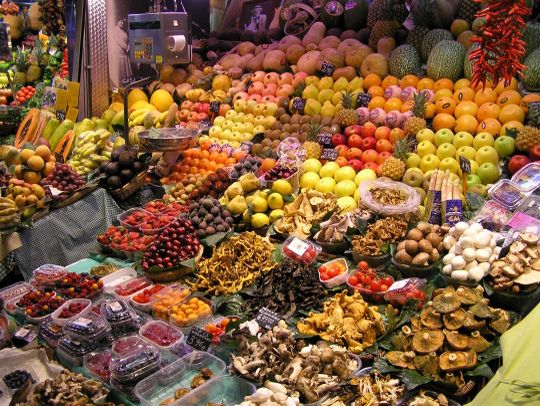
left=109, top=171, right=148, bottom=201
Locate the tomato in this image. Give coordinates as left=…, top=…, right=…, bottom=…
left=380, top=284, right=389, bottom=291
left=320, top=272, right=330, bottom=281
left=328, top=266, right=340, bottom=278
left=382, top=276, right=393, bottom=286
left=319, top=266, right=327, bottom=274
left=348, top=275, right=359, bottom=286
left=358, top=261, right=369, bottom=270
left=369, top=279, right=382, bottom=291
left=361, top=274, right=372, bottom=286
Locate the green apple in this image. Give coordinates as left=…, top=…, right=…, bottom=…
left=473, top=132, right=495, bottom=150
left=466, top=174, right=482, bottom=188
left=337, top=196, right=358, bottom=214
left=436, top=143, right=457, bottom=160
left=402, top=168, right=424, bottom=187
left=263, top=116, right=276, bottom=129
left=300, top=172, right=320, bottom=189
left=420, top=154, right=441, bottom=173
left=453, top=131, right=474, bottom=149
left=477, top=162, right=500, bottom=184
left=456, top=146, right=477, bottom=161
left=213, top=116, right=226, bottom=127
left=406, top=153, right=422, bottom=169
left=221, top=129, right=232, bottom=140
left=354, top=169, right=377, bottom=186
left=439, top=157, right=460, bottom=174
left=334, top=166, right=356, bottom=182
left=319, top=162, right=340, bottom=178
left=417, top=141, right=437, bottom=158
left=235, top=113, right=245, bottom=123
left=209, top=125, right=223, bottom=138
left=494, top=135, right=516, bottom=158
left=334, top=180, right=357, bottom=197
left=315, top=177, right=336, bottom=193
left=434, top=129, right=454, bottom=147
left=416, top=128, right=435, bottom=143
left=303, top=158, right=322, bottom=173
left=475, top=146, right=499, bottom=165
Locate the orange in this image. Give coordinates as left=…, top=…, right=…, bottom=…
left=23, top=170, right=41, bottom=184
left=27, top=155, right=45, bottom=172
left=19, top=149, right=34, bottom=164
left=455, top=115, right=479, bottom=134
left=499, top=104, right=525, bottom=124
left=417, top=78, right=434, bottom=90
left=500, top=120, right=524, bottom=137
left=453, top=87, right=475, bottom=103
left=368, top=96, right=386, bottom=110
left=34, top=145, right=51, bottom=161
left=433, top=113, right=456, bottom=131
left=520, top=93, right=540, bottom=113
left=476, top=103, right=501, bottom=122
left=433, top=78, right=454, bottom=92
left=497, top=90, right=521, bottom=108
left=434, top=88, right=453, bottom=102
left=381, top=75, right=399, bottom=89
left=399, top=74, right=419, bottom=89
left=364, top=73, right=382, bottom=89
left=455, top=101, right=478, bottom=118
left=368, top=85, right=384, bottom=98
left=454, top=79, right=472, bottom=90
left=384, top=97, right=403, bottom=112
left=472, top=80, right=494, bottom=91
left=494, top=77, right=518, bottom=94
left=389, top=128, right=405, bottom=143
left=435, top=97, right=456, bottom=115
left=477, top=118, right=502, bottom=136
left=424, top=102, right=435, bottom=119
left=474, top=88, right=497, bottom=106
left=335, top=156, right=349, bottom=167
left=400, top=100, right=414, bottom=112
left=261, top=158, right=276, bottom=171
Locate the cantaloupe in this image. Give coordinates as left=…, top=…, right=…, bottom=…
left=421, top=29, right=453, bottom=62
left=389, top=45, right=421, bottom=79
left=345, top=44, right=373, bottom=68
left=427, top=40, right=466, bottom=82
left=318, top=36, right=342, bottom=50
left=14, top=109, right=40, bottom=148
left=286, top=45, right=305, bottom=65
left=523, top=49, right=540, bottom=91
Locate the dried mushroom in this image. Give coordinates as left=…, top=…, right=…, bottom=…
left=443, top=308, right=466, bottom=330
left=490, top=310, right=512, bottom=334
left=463, top=311, right=486, bottom=331
left=414, top=354, right=440, bottom=377
left=412, top=330, right=445, bottom=354
left=444, top=372, right=465, bottom=388
left=386, top=351, right=416, bottom=369
left=370, top=188, right=407, bottom=205
left=432, top=289, right=461, bottom=314
left=468, top=331, right=491, bottom=353
left=439, top=352, right=468, bottom=372
left=520, top=232, right=539, bottom=245
left=443, top=329, right=469, bottom=351
left=455, top=286, right=484, bottom=305
left=352, top=217, right=408, bottom=255
left=420, top=306, right=444, bottom=329
left=469, top=301, right=494, bottom=319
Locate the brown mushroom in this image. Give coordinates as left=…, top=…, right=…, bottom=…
left=432, top=288, right=461, bottom=314
left=469, top=301, right=494, bottom=319
left=443, top=308, right=467, bottom=331
left=412, top=330, right=445, bottom=354
left=490, top=310, right=512, bottom=334
left=411, top=315, right=423, bottom=332
left=420, top=306, right=444, bottom=329
left=392, top=331, right=413, bottom=352
left=386, top=351, right=416, bottom=369
left=444, top=371, right=465, bottom=388
left=520, top=232, right=539, bottom=245
left=464, top=350, right=478, bottom=369
left=455, top=286, right=484, bottom=305
left=443, top=329, right=469, bottom=351
left=463, top=311, right=486, bottom=331
left=414, top=353, right=440, bottom=377
left=468, top=331, right=491, bottom=353
left=439, top=352, right=468, bottom=372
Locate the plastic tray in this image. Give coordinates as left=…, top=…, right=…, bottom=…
left=130, top=284, right=165, bottom=313
left=347, top=273, right=394, bottom=303
left=110, top=345, right=162, bottom=383
left=63, top=312, right=111, bottom=343
left=112, top=335, right=150, bottom=356
left=0, top=282, right=32, bottom=303
left=83, top=349, right=113, bottom=382
left=139, top=320, right=184, bottom=351
left=134, top=351, right=227, bottom=406
left=113, top=277, right=152, bottom=299
left=100, top=299, right=132, bottom=323
left=169, top=296, right=213, bottom=329
left=0, top=366, right=38, bottom=396
left=151, top=285, right=191, bottom=320
left=282, top=236, right=321, bottom=265
left=100, top=267, right=137, bottom=294
left=57, top=338, right=98, bottom=367
left=51, top=298, right=92, bottom=326
left=488, top=180, right=524, bottom=210
left=178, top=376, right=256, bottom=406
left=515, top=195, right=540, bottom=219
left=384, top=277, right=427, bottom=307
left=319, top=258, right=349, bottom=288
left=511, top=161, right=540, bottom=193
left=40, top=321, right=65, bottom=348
left=117, top=208, right=153, bottom=231
left=32, top=264, right=68, bottom=287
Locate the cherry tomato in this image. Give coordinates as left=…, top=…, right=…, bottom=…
left=382, top=276, right=393, bottom=286
left=328, top=266, right=339, bottom=278
left=358, top=261, right=369, bottom=270
left=361, top=274, right=372, bottom=286
left=319, top=266, right=327, bottom=274
left=370, top=279, right=382, bottom=291
left=380, top=284, right=389, bottom=291
left=320, top=272, right=330, bottom=281
left=348, top=275, right=359, bottom=286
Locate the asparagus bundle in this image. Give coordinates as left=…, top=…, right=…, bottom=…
left=425, top=170, right=463, bottom=225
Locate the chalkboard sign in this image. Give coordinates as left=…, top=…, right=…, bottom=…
left=356, top=92, right=371, bottom=108
left=56, top=110, right=66, bottom=121
left=0, top=23, right=12, bottom=62
left=210, top=101, right=220, bottom=113
left=256, top=307, right=281, bottom=330
left=459, top=156, right=471, bottom=174
left=199, top=118, right=211, bottom=130
left=528, top=101, right=540, bottom=117
left=321, top=60, right=336, bottom=77
left=317, top=132, right=332, bottom=147
left=42, top=87, right=58, bottom=111
left=186, top=327, right=212, bottom=351
left=320, top=148, right=339, bottom=161
left=292, top=98, right=306, bottom=114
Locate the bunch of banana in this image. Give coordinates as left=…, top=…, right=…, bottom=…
left=69, top=129, right=113, bottom=175
left=210, top=90, right=227, bottom=103
left=0, top=197, right=20, bottom=228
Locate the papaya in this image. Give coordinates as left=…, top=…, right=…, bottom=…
left=54, top=130, right=75, bottom=162
left=14, top=109, right=40, bottom=148
left=49, top=119, right=75, bottom=150
left=33, top=111, right=55, bottom=144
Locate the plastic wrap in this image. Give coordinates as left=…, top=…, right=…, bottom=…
left=359, top=180, right=420, bottom=215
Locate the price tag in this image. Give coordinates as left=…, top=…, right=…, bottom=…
left=317, top=132, right=332, bottom=147
left=292, top=98, right=306, bottom=114
left=186, top=327, right=212, bottom=351
left=356, top=92, right=371, bottom=108
left=255, top=307, right=281, bottom=330
left=321, top=60, right=335, bottom=77
left=251, top=132, right=265, bottom=144
left=528, top=101, right=540, bottom=117
left=239, top=141, right=253, bottom=153
left=42, top=87, right=58, bottom=111
left=107, top=301, right=123, bottom=313
left=199, top=118, right=211, bottom=130
left=344, top=0, right=356, bottom=10
left=320, top=148, right=339, bottom=161
left=209, top=101, right=220, bottom=113
left=403, top=13, right=415, bottom=30
left=47, top=186, right=63, bottom=196
left=459, top=156, right=471, bottom=174
left=56, top=110, right=66, bottom=121
left=15, top=327, right=31, bottom=339
left=73, top=317, right=92, bottom=327
left=408, top=135, right=418, bottom=152
left=287, top=237, right=309, bottom=256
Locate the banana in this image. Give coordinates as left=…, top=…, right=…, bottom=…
left=129, top=109, right=149, bottom=121
left=0, top=213, right=18, bottom=223
left=0, top=207, right=18, bottom=217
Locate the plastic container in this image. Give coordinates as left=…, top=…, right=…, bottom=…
left=32, top=264, right=68, bottom=287
left=0, top=366, right=37, bottom=395
left=352, top=251, right=391, bottom=269
left=318, top=258, right=349, bottom=288
left=0, top=282, right=32, bottom=303
left=384, top=277, right=427, bottom=307
left=100, top=299, right=132, bottom=324
left=169, top=296, right=213, bottom=329
left=100, top=267, right=137, bottom=294
left=117, top=208, right=152, bottom=231
left=63, top=312, right=111, bottom=343
left=139, top=320, right=184, bottom=351
left=472, top=200, right=513, bottom=231
left=4, top=296, right=22, bottom=316
left=359, top=180, right=420, bottom=216
left=511, top=161, right=540, bottom=194
left=113, top=277, right=152, bottom=299
left=281, top=236, right=321, bottom=265
left=84, top=349, right=113, bottom=381
left=151, top=285, right=191, bottom=320
left=57, top=337, right=98, bottom=367
left=130, top=284, right=165, bottom=312
left=347, top=273, right=394, bottom=303
left=179, top=376, right=256, bottom=406
left=40, top=321, right=65, bottom=347
left=112, top=335, right=150, bottom=356
left=51, top=298, right=92, bottom=326
left=515, top=195, right=540, bottom=219
left=488, top=180, right=524, bottom=210
left=134, top=351, right=227, bottom=406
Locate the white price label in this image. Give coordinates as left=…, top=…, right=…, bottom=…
left=386, top=279, right=410, bottom=292
left=73, top=317, right=92, bottom=327
left=15, top=328, right=30, bottom=339
left=108, top=301, right=123, bottom=312
left=288, top=238, right=309, bottom=256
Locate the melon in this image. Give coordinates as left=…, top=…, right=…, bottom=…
left=263, top=50, right=287, bottom=72
left=361, top=53, right=389, bottom=77
left=345, top=44, right=373, bottom=69
left=278, top=35, right=302, bottom=52
left=523, top=49, right=540, bottom=91
left=150, top=89, right=174, bottom=112
left=463, top=44, right=478, bottom=80
left=389, top=45, right=421, bottom=79
left=286, top=44, right=305, bottom=65
left=523, top=21, right=540, bottom=58
left=421, top=29, right=453, bottom=62
left=127, top=88, right=148, bottom=109
left=427, top=40, right=466, bottom=82
left=368, top=20, right=400, bottom=50
left=297, top=50, right=321, bottom=75
left=43, top=118, right=60, bottom=140
left=318, top=36, right=342, bottom=50
left=14, top=109, right=40, bottom=148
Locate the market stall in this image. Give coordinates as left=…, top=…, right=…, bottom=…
left=0, top=0, right=539, bottom=405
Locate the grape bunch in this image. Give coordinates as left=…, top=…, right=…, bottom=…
left=40, top=163, right=86, bottom=200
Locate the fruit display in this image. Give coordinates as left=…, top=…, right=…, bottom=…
left=99, top=146, right=148, bottom=190
left=282, top=236, right=321, bottom=264
left=55, top=272, right=103, bottom=299
left=55, top=299, right=91, bottom=320
left=97, top=226, right=157, bottom=255
left=131, top=284, right=165, bottom=305
left=84, top=350, right=113, bottom=381
left=352, top=217, right=408, bottom=256
left=15, top=86, right=36, bottom=104
left=150, top=285, right=191, bottom=320
left=17, top=289, right=65, bottom=319
left=319, top=258, right=348, bottom=283
left=3, top=369, right=35, bottom=390
left=41, top=163, right=86, bottom=199
left=139, top=320, right=183, bottom=348
left=114, top=277, right=151, bottom=298
left=203, top=317, right=230, bottom=344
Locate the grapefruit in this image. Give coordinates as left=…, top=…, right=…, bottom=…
left=150, top=89, right=174, bottom=113
left=127, top=89, right=148, bottom=109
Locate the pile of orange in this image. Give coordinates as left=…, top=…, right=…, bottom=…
left=14, top=145, right=56, bottom=184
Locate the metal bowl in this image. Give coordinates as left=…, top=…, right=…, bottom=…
left=138, top=128, right=198, bottom=152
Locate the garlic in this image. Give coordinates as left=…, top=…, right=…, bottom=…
left=443, top=253, right=455, bottom=265
left=455, top=222, right=469, bottom=235
left=449, top=226, right=456, bottom=236
left=469, top=222, right=483, bottom=234
left=449, top=245, right=456, bottom=254
left=451, top=255, right=466, bottom=270
left=451, top=270, right=469, bottom=281
left=468, top=267, right=484, bottom=282
left=442, top=264, right=453, bottom=275
left=465, top=260, right=478, bottom=271
left=443, top=235, right=457, bottom=250
left=265, top=382, right=287, bottom=395
left=476, top=248, right=492, bottom=263
left=474, top=233, right=491, bottom=249
left=246, top=388, right=273, bottom=403
left=260, top=401, right=280, bottom=406
left=460, top=236, right=474, bottom=249
left=462, top=248, right=477, bottom=262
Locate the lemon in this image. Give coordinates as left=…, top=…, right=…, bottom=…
left=251, top=196, right=268, bottom=213
left=267, top=193, right=284, bottom=210
left=272, top=179, right=292, bottom=196
left=269, top=209, right=285, bottom=223
left=251, top=213, right=270, bottom=229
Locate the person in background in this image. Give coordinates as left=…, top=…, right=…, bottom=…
left=244, top=5, right=267, bottom=32
left=108, top=18, right=133, bottom=89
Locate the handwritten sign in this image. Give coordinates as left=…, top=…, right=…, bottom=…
left=42, top=87, right=58, bottom=111
left=186, top=327, right=212, bottom=351
left=356, top=92, right=371, bottom=108
left=459, top=156, right=471, bottom=174
left=256, top=307, right=281, bottom=330
left=209, top=101, right=220, bottom=113
left=292, top=98, right=306, bottom=114
left=321, top=60, right=336, bottom=77
left=199, top=118, right=211, bottom=130
left=317, top=132, right=332, bottom=147
left=320, top=148, right=339, bottom=161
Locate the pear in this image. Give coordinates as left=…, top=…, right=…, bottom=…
left=239, top=173, right=260, bottom=193
left=321, top=101, right=336, bottom=118
left=317, top=76, right=334, bottom=90
left=225, top=181, right=244, bottom=200
left=302, top=84, right=319, bottom=100
left=333, top=77, right=349, bottom=93
left=227, top=195, right=248, bottom=215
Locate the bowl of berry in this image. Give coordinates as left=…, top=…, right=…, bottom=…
left=55, top=272, right=103, bottom=299
left=17, top=289, right=65, bottom=323
left=51, top=298, right=92, bottom=326
left=1, top=368, right=37, bottom=395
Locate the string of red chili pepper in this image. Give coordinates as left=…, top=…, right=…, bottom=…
left=469, top=0, right=530, bottom=88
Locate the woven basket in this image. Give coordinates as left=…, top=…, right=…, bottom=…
left=109, top=171, right=148, bottom=201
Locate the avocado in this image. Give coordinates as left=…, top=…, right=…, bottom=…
left=105, top=162, right=120, bottom=175
left=120, top=169, right=134, bottom=181
left=118, top=151, right=132, bottom=169
left=99, top=161, right=110, bottom=173
left=107, top=175, right=122, bottom=188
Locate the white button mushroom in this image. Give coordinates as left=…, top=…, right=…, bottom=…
left=443, top=235, right=457, bottom=251
left=455, top=222, right=469, bottom=235
left=469, top=222, right=484, bottom=233
left=460, top=236, right=474, bottom=249
left=475, top=247, right=492, bottom=263
left=468, top=267, right=484, bottom=282
left=443, top=253, right=455, bottom=265
left=462, top=248, right=477, bottom=262
left=477, top=262, right=491, bottom=275
left=442, top=264, right=453, bottom=274
left=474, top=232, right=491, bottom=249
left=451, top=255, right=467, bottom=270
left=465, top=260, right=479, bottom=271
left=451, top=270, right=469, bottom=281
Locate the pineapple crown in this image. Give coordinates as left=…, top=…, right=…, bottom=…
left=410, top=0, right=431, bottom=24
left=14, top=47, right=29, bottom=71
left=341, top=91, right=355, bottom=110
left=32, top=38, right=46, bottom=65
left=393, top=135, right=414, bottom=161
left=307, top=121, right=323, bottom=142
left=412, top=92, right=427, bottom=118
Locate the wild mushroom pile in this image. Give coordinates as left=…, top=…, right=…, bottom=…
left=385, top=286, right=513, bottom=388
left=352, top=217, right=408, bottom=256
left=395, top=222, right=448, bottom=267
left=231, top=321, right=359, bottom=404
left=297, top=290, right=385, bottom=353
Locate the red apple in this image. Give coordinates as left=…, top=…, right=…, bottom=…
left=375, top=126, right=391, bottom=140
left=360, top=123, right=377, bottom=139
left=345, top=124, right=362, bottom=138
left=361, top=149, right=378, bottom=163
left=348, top=134, right=363, bottom=149
left=364, top=162, right=379, bottom=171
left=348, top=159, right=364, bottom=171
left=508, top=154, right=531, bottom=174
left=377, top=151, right=392, bottom=165
left=376, top=139, right=393, bottom=153
left=530, top=144, right=540, bottom=161
left=336, top=145, right=349, bottom=157
left=332, top=133, right=347, bottom=147
left=361, top=137, right=377, bottom=151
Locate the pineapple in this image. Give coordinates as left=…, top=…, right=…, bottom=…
left=13, top=48, right=29, bottom=85
left=336, top=92, right=359, bottom=127
left=516, top=126, right=540, bottom=152
left=304, top=122, right=323, bottom=159
left=392, top=0, right=409, bottom=23
left=405, top=0, right=430, bottom=52
left=457, top=0, right=481, bottom=24
left=368, top=0, right=400, bottom=50
left=380, top=137, right=408, bottom=180
left=404, top=92, right=427, bottom=136
left=27, top=39, right=44, bottom=83
left=367, top=0, right=392, bottom=30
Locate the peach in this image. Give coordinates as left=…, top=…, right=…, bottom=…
left=248, top=82, right=264, bottom=95
left=181, top=100, right=193, bottom=110
left=276, top=84, right=293, bottom=97
left=252, top=71, right=266, bottom=82
left=375, top=126, right=391, bottom=140
left=249, top=94, right=262, bottom=102
left=278, top=72, right=294, bottom=86
left=262, top=83, right=277, bottom=96
left=261, top=95, right=276, bottom=103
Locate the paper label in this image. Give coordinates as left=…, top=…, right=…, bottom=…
left=320, top=148, right=339, bottom=161
left=426, top=190, right=442, bottom=224
left=73, top=317, right=92, bottom=327
left=287, top=238, right=309, bottom=256
left=292, top=98, right=306, bottom=114
left=186, top=327, right=212, bottom=351
left=403, top=13, right=415, bottom=30
left=15, top=327, right=31, bottom=339
left=386, top=279, right=411, bottom=292
left=107, top=301, right=123, bottom=313
left=317, top=133, right=332, bottom=147
left=255, top=307, right=281, bottom=330
left=209, top=101, right=220, bottom=113
left=459, top=156, right=471, bottom=174
left=356, top=92, right=371, bottom=108
left=321, top=60, right=335, bottom=77
left=444, top=200, right=463, bottom=226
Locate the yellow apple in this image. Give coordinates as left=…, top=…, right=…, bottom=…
left=416, top=128, right=435, bottom=143
left=420, top=154, right=441, bottom=173
left=436, top=143, right=457, bottom=160
left=475, top=146, right=499, bottom=165
left=354, top=168, right=377, bottom=186
left=439, top=157, right=460, bottom=174
left=300, top=172, right=320, bottom=189
left=334, top=166, right=356, bottom=182
left=315, top=177, right=336, bottom=193
left=334, top=180, right=357, bottom=197
left=417, top=141, right=437, bottom=158
left=453, top=131, right=474, bottom=149
left=406, top=153, right=422, bottom=169
left=456, top=146, right=477, bottom=161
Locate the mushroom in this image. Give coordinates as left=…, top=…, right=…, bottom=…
left=412, top=330, right=445, bottom=354
left=386, top=351, right=416, bottom=369
left=420, top=306, right=443, bottom=329
left=468, top=331, right=491, bottom=353
left=463, top=311, right=486, bottom=331
left=490, top=310, right=512, bottom=334
left=411, top=315, right=423, bottom=332
left=443, top=308, right=466, bottom=330
left=443, top=329, right=469, bottom=351
left=432, top=288, right=461, bottom=313
left=414, top=353, right=440, bottom=377
left=469, top=301, right=494, bottom=319
left=455, top=286, right=484, bottom=305
left=464, top=350, right=478, bottom=369
left=520, top=232, right=539, bottom=245
left=439, top=352, right=468, bottom=372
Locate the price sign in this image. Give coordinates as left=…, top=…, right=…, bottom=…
left=186, top=327, right=212, bottom=351
left=239, top=141, right=253, bottom=153
left=317, top=132, right=332, bottom=147
left=209, top=100, right=220, bottom=113
left=292, top=98, right=306, bottom=114
left=256, top=307, right=281, bottom=330
left=56, top=110, right=66, bottom=121
left=199, top=118, right=211, bottom=130
left=528, top=101, right=540, bottom=118
left=356, top=92, right=371, bottom=108
left=320, top=148, right=339, bottom=161
left=321, top=60, right=335, bottom=77
left=42, top=87, right=58, bottom=111
left=459, top=156, right=471, bottom=174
